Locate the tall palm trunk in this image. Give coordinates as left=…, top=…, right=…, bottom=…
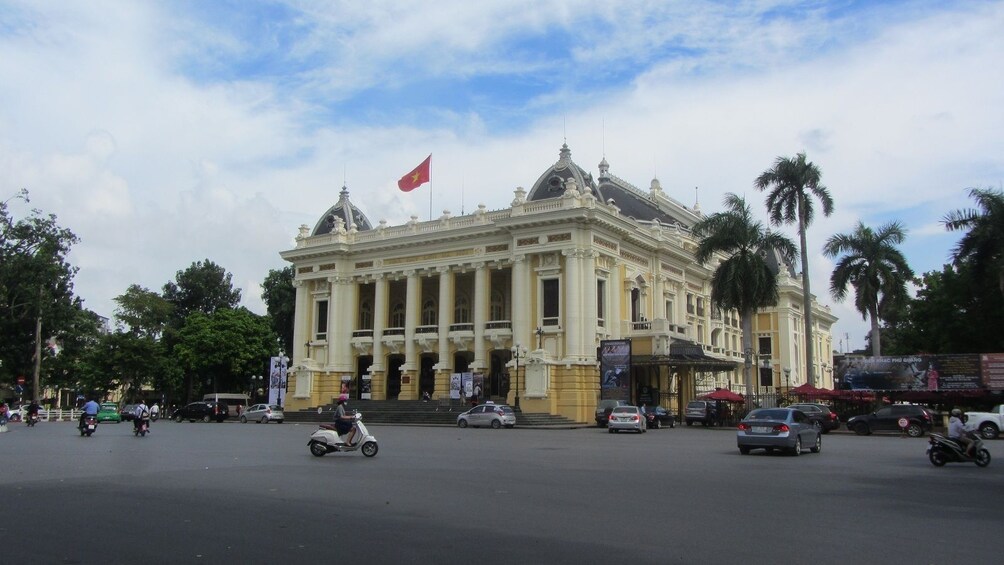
left=798, top=198, right=815, bottom=387
left=741, top=309, right=755, bottom=395
left=869, top=304, right=881, bottom=357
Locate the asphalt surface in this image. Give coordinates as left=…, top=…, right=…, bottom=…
left=2, top=420, right=1003, bottom=564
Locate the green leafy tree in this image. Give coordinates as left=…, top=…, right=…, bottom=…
left=162, top=259, right=242, bottom=322
left=755, top=152, right=834, bottom=387
left=693, top=194, right=798, bottom=394
left=823, top=221, right=913, bottom=357
left=114, top=284, right=174, bottom=338
left=943, top=187, right=1004, bottom=299
left=174, top=307, right=277, bottom=399
left=261, top=266, right=295, bottom=355
left=0, top=189, right=81, bottom=399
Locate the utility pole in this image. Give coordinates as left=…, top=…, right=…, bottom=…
left=33, top=287, right=42, bottom=401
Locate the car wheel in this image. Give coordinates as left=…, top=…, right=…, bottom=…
left=928, top=448, right=948, bottom=466
left=978, top=422, right=999, bottom=440
left=854, top=422, right=870, bottom=436
left=906, top=423, right=923, bottom=438
left=491, top=419, right=501, bottom=429
left=457, top=419, right=468, bottom=428
left=261, top=416, right=268, bottom=424
left=791, top=437, right=802, bottom=456
left=739, top=446, right=750, bottom=455
left=174, top=415, right=183, bottom=423
left=975, top=449, right=991, bottom=468
left=810, top=434, right=822, bottom=453
left=240, top=416, right=247, bottom=424
left=202, top=415, right=211, bottom=423
left=655, top=420, right=661, bottom=429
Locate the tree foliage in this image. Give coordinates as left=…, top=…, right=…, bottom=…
left=174, top=307, right=277, bottom=397
left=943, top=187, right=1004, bottom=299
left=755, top=152, right=834, bottom=386
left=693, top=193, right=797, bottom=393
left=261, top=266, right=295, bottom=355
left=823, top=221, right=913, bottom=357
left=162, top=259, right=242, bottom=322
left=114, top=284, right=174, bottom=338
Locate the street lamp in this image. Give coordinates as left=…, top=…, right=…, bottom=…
left=783, top=367, right=791, bottom=390
left=250, top=375, right=263, bottom=402
left=277, top=351, right=289, bottom=407
left=510, top=343, right=527, bottom=408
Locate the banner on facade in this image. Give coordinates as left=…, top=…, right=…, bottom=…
left=450, top=373, right=461, bottom=399
left=835, top=354, right=1002, bottom=391
left=599, top=339, right=632, bottom=401
left=340, top=374, right=353, bottom=399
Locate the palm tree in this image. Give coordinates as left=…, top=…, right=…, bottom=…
left=693, top=193, right=797, bottom=396
left=754, top=152, right=834, bottom=386
left=823, top=221, right=914, bottom=357
left=943, top=187, right=1004, bottom=299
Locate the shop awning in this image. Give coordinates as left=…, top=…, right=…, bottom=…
left=632, top=341, right=739, bottom=372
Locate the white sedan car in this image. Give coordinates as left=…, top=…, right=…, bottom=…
left=607, top=405, right=646, bottom=433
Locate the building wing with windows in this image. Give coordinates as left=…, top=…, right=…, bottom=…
left=280, top=144, right=836, bottom=422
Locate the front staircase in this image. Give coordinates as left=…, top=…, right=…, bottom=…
left=283, top=399, right=581, bottom=428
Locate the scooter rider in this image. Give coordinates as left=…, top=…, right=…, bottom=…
left=27, top=399, right=41, bottom=422
left=948, top=408, right=974, bottom=457
left=333, top=397, right=356, bottom=445
left=133, top=400, right=150, bottom=433
left=79, top=397, right=100, bottom=430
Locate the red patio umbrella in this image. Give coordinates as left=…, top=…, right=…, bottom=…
left=790, top=383, right=837, bottom=398
left=699, top=388, right=745, bottom=402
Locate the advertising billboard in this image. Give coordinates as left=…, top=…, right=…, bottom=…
left=836, top=354, right=1000, bottom=391
left=599, top=339, right=631, bottom=401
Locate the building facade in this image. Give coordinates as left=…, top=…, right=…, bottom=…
left=280, top=144, right=836, bottom=422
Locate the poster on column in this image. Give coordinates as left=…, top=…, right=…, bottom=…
left=268, top=356, right=281, bottom=406
left=361, top=374, right=372, bottom=399
left=340, top=375, right=353, bottom=399
left=450, top=374, right=461, bottom=399
left=462, top=372, right=473, bottom=400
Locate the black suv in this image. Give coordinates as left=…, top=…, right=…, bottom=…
left=595, top=399, right=630, bottom=427
left=846, top=404, right=933, bottom=437
left=172, top=401, right=229, bottom=423
left=788, top=403, right=840, bottom=433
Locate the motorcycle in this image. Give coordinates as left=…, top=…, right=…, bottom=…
left=80, top=414, right=98, bottom=437
left=927, top=432, right=991, bottom=467
left=26, top=413, right=40, bottom=427
left=308, top=412, right=378, bottom=457
left=133, top=418, right=150, bottom=437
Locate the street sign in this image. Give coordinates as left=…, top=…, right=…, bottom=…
left=898, top=417, right=909, bottom=429
left=15, top=384, right=24, bottom=394
left=17, top=376, right=25, bottom=385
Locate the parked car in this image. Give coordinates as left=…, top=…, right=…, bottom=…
left=608, top=405, right=646, bottom=433
left=737, top=407, right=821, bottom=455
left=846, top=404, right=933, bottom=437
left=964, top=404, right=1004, bottom=439
left=595, top=399, right=630, bottom=427
left=685, top=400, right=718, bottom=426
left=643, top=405, right=676, bottom=429
left=96, top=402, right=121, bottom=423
left=240, top=404, right=284, bottom=424
left=457, top=403, right=516, bottom=429
left=172, top=401, right=229, bottom=423
left=788, top=403, right=840, bottom=433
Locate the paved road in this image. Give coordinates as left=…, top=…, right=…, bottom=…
left=2, top=420, right=1002, bottom=564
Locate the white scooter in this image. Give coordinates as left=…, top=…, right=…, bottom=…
left=308, top=412, right=378, bottom=457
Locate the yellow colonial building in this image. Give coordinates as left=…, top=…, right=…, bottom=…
left=280, top=144, right=836, bottom=422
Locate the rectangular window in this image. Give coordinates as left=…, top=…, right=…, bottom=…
left=542, top=279, right=560, bottom=325
left=665, top=300, right=674, bottom=323
left=759, top=366, right=774, bottom=387
left=316, top=300, right=329, bottom=341
left=596, top=279, right=606, bottom=326
left=758, top=336, right=771, bottom=357
left=686, top=293, right=694, bottom=314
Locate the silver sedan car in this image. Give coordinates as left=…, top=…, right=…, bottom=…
left=240, top=404, right=284, bottom=424
left=737, top=408, right=820, bottom=455
left=457, top=403, right=516, bottom=429
left=607, top=405, right=646, bottom=433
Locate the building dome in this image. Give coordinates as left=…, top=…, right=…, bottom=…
left=526, top=143, right=598, bottom=201
left=312, top=185, right=373, bottom=235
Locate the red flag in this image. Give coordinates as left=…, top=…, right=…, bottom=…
left=397, top=154, right=431, bottom=192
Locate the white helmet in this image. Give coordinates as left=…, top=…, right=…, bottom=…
left=950, top=408, right=962, bottom=417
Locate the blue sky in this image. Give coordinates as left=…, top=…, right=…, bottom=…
left=1, top=0, right=1002, bottom=353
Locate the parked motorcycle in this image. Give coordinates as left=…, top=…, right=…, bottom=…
left=80, top=415, right=98, bottom=437
left=308, top=412, right=378, bottom=457
left=927, top=432, right=991, bottom=467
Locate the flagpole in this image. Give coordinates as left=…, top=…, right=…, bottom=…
left=429, top=156, right=434, bottom=221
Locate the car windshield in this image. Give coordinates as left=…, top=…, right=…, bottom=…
left=746, top=409, right=789, bottom=421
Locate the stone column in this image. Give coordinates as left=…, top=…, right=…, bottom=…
left=293, top=279, right=309, bottom=364
left=583, top=250, right=597, bottom=359
left=334, top=275, right=357, bottom=373
left=325, top=276, right=339, bottom=369
left=610, top=261, right=622, bottom=339
left=436, top=266, right=453, bottom=398
left=371, top=274, right=387, bottom=374
left=473, top=262, right=488, bottom=371
left=511, top=255, right=529, bottom=347
left=563, top=249, right=582, bottom=358
left=402, top=270, right=419, bottom=399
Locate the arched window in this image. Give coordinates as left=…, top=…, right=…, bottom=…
left=422, top=298, right=437, bottom=326
left=359, top=299, right=373, bottom=330
left=454, top=294, right=471, bottom=324
left=490, top=290, right=506, bottom=321
left=390, top=302, right=405, bottom=328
